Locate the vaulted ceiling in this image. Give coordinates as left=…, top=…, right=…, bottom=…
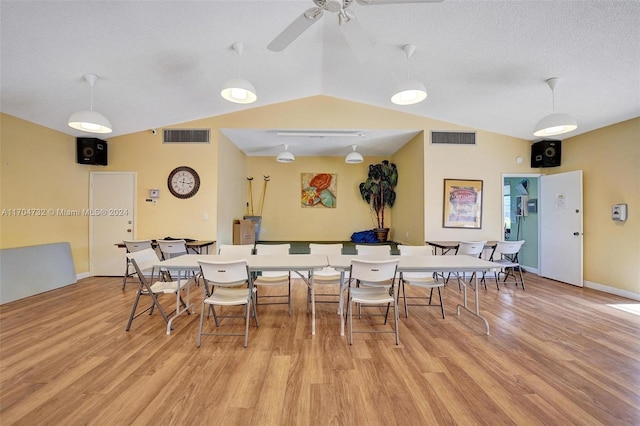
left=1, top=0, right=638, bottom=157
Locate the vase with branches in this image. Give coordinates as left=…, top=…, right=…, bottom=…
left=359, top=160, right=398, bottom=241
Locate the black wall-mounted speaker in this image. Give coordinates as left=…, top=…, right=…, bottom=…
left=77, top=138, right=108, bottom=166
left=531, top=140, right=561, bottom=168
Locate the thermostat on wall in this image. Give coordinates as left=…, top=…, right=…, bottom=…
left=612, top=204, right=627, bottom=222
left=149, top=189, right=160, bottom=198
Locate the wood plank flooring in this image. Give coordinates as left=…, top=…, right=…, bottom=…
left=1, top=273, right=639, bottom=425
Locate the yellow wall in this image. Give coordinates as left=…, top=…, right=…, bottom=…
left=559, top=118, right=640, bottom=293
left=0, top=114, right=91, bottom=272
left=1, top=100, right=638, bottom=297
left=392, top=133, right=425, bottom=245
left=246, top=155, right=385, bottom=241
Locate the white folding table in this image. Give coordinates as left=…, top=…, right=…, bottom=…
left=154, top=254, right=328, bottom=335
left=327, top=254, right=501, bottom=336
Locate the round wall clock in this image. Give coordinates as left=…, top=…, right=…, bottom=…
left=167, top=166, right=200, bottom=199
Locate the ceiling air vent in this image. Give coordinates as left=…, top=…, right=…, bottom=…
left=431, top=131, right=476, bottom=145
left=163, top=129, right=210, bottom=144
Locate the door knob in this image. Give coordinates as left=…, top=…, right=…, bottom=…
left=127, top=229, right=132, bottom=233
left=573, top=232, right=580, bottom=236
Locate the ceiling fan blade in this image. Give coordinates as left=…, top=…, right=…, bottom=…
left=356, top=0, right=443, bottom=4
left=339, top=12, right=375, bottom=63
left=267, top=8, right=323, bottom=52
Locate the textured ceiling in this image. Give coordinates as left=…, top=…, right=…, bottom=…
left=1, top=0, right=639, bottom=157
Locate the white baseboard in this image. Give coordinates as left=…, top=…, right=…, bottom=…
left=584, top=280, right=640, bottom=301
left=77, top=272, right=91, bottom=280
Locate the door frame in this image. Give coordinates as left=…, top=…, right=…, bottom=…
left=89, top=171, right=137, bottom=275
left=501, top=173, right=542, bottom=273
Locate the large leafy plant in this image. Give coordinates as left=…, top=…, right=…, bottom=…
left=359, top=160, right=398, bottom=229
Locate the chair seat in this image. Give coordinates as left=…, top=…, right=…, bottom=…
left=148, top=279, right=190, bottom=294
left=402, top=275, right=443, bottom=288
left=493, top=259, right=518, bottom=268
left=204, top=287, right=255, bottom=306
left=253, top=275, right=289, bottom=285
left=350, top=287, right=394, bottom=304
left=313, top=273, right=342, bottom=284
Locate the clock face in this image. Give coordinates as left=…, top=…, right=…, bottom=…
left=167, top=166, right=200, bottom=199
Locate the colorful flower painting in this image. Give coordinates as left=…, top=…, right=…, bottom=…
left=301, top=173, right=337, bottom=208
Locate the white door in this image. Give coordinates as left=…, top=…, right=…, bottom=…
left=539, top=170, right=583, bottom=286
left=90, top=172, right=136, bottom=276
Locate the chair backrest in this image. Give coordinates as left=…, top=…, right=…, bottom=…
left=157, top=239, right=188, bottom=259
left=349, top=258, right=399, bottom=284
left=355, top=245, right=391, bottom=256
left=127, top=248, right=160, bottom=279
left=218, top=244, right=254, bottom=257
left=398, top=245, right=435, bottom=280
left=255, top=243, right=291, bottom=255
left=456, top=241, right=487, bottom=257
left=398, top=245, right=433, bottom=257
left=255, top=244, right=290, bottom=277
left=309, top=243, right=343, bottom=277
left=198, top=259, right=250, bottom=287
left=123, top=239, right=153, bottom=253
left=494, top=240, right=525, bottom=258
left=309, top=243, right=343, bottom=255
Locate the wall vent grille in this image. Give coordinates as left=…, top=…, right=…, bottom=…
left=163, top=129, right=210, bottom=143
left=430, top=131, right=476, bottom=145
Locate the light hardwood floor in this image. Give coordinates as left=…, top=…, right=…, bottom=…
left=1, top=273, right=639, bottom=425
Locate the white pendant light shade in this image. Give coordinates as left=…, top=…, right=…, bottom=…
left=391, top=44, right=427, bottom=106
left=221, top=42, right=257, bottom=104
left=533, top=77, right=577, bottom=137
left=68, top=74, right=112, bottom=134
left=276, top=144, right=295, bottom=163
left=533, top=112, right=578, bottom=137
left=68, top=110, right=113, bottom=134
left=391, top=79, right=427, bottom=105
left=221, top=78, right=257, bottom=104
left=345, top=144, right=364, bottom=164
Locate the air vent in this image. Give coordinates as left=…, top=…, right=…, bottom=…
left=163, top=129, right=210, bottom=143
left=431, top=131, right=476, bottom=145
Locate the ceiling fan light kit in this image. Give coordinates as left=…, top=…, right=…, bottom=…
left=276, top=144, right=296, bottom=163
left=533, top=77, right=577, bottom=137
left=345, top=144, right=364, bottom=163
left=221, top=42, right=257, bottom=104
left=68, top=73, right=112, bottom=134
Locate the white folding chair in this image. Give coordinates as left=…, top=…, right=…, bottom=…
left=157, top=239, right=188, bottom=260
left=126, top=248, right=193, bottom=332
left=397, top=245, right=445, bottom=319
left=346, top=258, right=400, bottom=345
left=355, top=244, right=392, bottom=256
left=491, top=240, right=526, bottom=290
left=308, top=243, right=344, bottom=312
left=449, top=240, right=487, bottom=289
left=122, top=239, right=153, bottom=290
left=253, top=244, right=292, bottom=315
left=217, top=244, right=254, bottom=257
left=197, top=259, right=258, bottom=348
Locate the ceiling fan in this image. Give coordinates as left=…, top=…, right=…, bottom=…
left=267, top=0, right=443, bottom=62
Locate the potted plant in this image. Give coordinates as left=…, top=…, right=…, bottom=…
left=359, top=160, right=398, bottom=242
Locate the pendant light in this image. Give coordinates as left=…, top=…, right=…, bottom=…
left=221, top=42, right=257, bottom=104
left=345, top=144, right=363, bottom=164
left=391, top=44, right=427, bottom=106
left=533, top=77, right=577, bottom=137
left=276, top=144, right=295, bottom=163
left=68, top=74, right=112, bottom=134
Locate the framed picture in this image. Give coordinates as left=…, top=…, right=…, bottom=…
left=443, top=179, right=483, bottom=229
left=301, top=173, right=337, bottom=208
